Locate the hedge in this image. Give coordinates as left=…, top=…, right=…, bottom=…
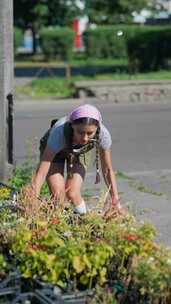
left=39, top=26, right=74, bottom=61
left=83, top=25, right=148, bottom=60
left=126, top=26, right=171, bottom=72
left=83, top=25, right=171, bottom=72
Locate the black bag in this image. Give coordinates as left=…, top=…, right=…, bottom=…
left=39, top=119, right=58, bottom=157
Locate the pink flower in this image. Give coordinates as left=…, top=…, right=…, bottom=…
left=107, top=287, right=113, bottom=293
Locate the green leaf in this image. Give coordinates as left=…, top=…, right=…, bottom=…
left=72, top=256, right=85, bottom=273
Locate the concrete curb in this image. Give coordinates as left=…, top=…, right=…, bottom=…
left=15, top=79, right=171, bottom=104
left=74, top=80, right=171, bottom=104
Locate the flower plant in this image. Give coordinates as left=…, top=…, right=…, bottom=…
left=0, top=186, right=11, bottom=201
left=0, top=164, right=171, bottom=303
left=0, top=253, right=8, bottom=279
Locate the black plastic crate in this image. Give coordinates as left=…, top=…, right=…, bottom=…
left=40, top=288, right=93, bottom=304
left=37, top=289, right=65, bottom=303
left=0, top=287, right=20, bottom=304
left=61, top=290, right=93, bottom=304
left=0, top=273, right=21, bottom=289
left=33, top=277, right=94, bottom=303
left=11, top=292, right=51, bottom=304
left=32, top=278, right=63, bottom=293
left=0, top=273, right=21, bottom=304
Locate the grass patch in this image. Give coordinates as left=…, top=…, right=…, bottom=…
left=15, top=55, right=127, bottom=67
left=128, top=180, right=166, bottom=197
left=16, top=77, right=76, bottom=98
left=116, top=171, right=132, bottom=180
left=91, top=69, right=171, bottom=81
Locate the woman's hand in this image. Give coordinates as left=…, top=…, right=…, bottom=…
left=102, top=196, right=126, bottom=218
left=111, top=196, right=126, bottom=215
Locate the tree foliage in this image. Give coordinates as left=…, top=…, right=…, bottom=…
left=14, top=0, right=81, bottom=52
left=14, top=0, right=81, bottom=29
left=14, top=0, right=151, bottom=29
left=84, top=0, right=149, bottom=24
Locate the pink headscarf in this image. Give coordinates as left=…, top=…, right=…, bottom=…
left=69, top=104, right=102, bottom=123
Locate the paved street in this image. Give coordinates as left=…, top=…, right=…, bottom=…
left=14, top=98, right=171, bottom=247
left=15, top=98, right=171, bottom=171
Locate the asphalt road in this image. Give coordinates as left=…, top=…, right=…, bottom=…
left=14, top=98, right=171, bottom=173
left=14, top=98, right=171, bottom=247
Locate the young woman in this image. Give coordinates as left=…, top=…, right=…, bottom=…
left=30, top=104, right=124, bottom=214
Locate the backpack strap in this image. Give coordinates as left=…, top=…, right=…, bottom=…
left=50, top=119, right=58, bottom=128
left=63, top=121, right=73, bottom=149
left=39, top=119, right=58, bottom=155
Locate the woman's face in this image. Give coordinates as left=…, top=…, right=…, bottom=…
left=72, top=123, right=97, bottom=145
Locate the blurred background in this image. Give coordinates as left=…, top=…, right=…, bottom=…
left=13, top=0, right=171, bottom=99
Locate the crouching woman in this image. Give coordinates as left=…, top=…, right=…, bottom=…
left=30, top=104, right=124, bottom=214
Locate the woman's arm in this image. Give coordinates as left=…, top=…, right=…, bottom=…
left=31, top=146, right=56, bottom=197
left=100, top=147, right=127, bottom=216
left=100, top=148, right=119, bottom=202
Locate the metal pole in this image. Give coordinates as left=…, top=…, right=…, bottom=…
left=0, top=0, right=14, bottom=181
left=7, top=93, right=14, bottom=164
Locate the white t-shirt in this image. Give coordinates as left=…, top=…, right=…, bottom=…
left=47, top=116, right=112, bottom=154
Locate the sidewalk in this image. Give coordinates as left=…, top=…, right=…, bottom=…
left=84, top=169, right=171, bottom=248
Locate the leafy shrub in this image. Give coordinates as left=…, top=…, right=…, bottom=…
left=0, top=186, right=11, bottom=201
left=1, top=194, right=171, bottom=303
left=0, top=253, right=8, bottom=279
left=83, top=25, right=146, bottom=60
left=126, top=26, right=171, bottom=72
left=8, top=160, right=51, bottom=196
left=9, top=163, right=33, bottom=190
left=84, top=26, right=127, bottom=59
left=1, top=162, right=171, bottom=302
left=39, top=26, right=74, bottom=61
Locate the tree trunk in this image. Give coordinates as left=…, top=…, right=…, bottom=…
left=31, top=26, right=37, bottom=54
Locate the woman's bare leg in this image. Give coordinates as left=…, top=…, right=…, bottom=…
left=66, top=163, right=86, bottom=213
left=46, top=162, right=65, bottom=205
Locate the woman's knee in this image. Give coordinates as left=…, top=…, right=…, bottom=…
left=66, top=188, right=81, bottom=202
left=51, top=187, right=65, bottom=200
left=47, top=176, right=65, bottom=200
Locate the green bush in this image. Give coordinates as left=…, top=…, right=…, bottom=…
left=84, top=26, right=125, bottom=59
left=39, top=26, right=74, bottom=61
left=2, top=199, right=171, bottom=302
left=83, top=24, right=171, bottom=72
left=1, top=161, right=171, bottom=302
left=14, top=27, right=23, bottom=54
left=126, top=26, right=171, bottom=72
left=83, top=25, right=143, bottom=60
